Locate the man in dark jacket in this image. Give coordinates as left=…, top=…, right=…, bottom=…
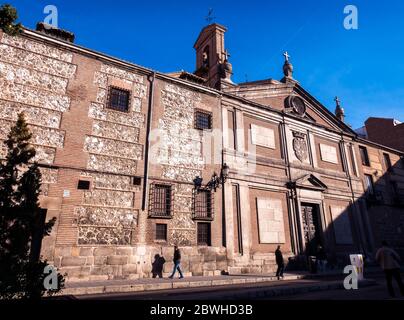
left=275, top=245, right=284, bottom=280
left=168, top=245, right=184, bottom=279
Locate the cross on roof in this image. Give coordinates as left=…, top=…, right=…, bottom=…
left=283, top=51, right=290, bottom=62
left=205, top=8, right=215, bottom=24
left=223, top=49, right=230, bottom=61
left=334, top=96, right=341, bottom=106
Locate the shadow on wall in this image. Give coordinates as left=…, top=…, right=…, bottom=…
left=151, top=254, right=166, bottom=278
left=285, top=159, right=404, bottom=273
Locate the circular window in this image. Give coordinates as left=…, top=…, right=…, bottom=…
left=291, top=96, right=306, bottom=116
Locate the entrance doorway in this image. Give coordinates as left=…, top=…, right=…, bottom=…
left=300, top=203, right=323, bottom=256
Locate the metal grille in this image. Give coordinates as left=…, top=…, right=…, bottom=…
left=193, top=189, right=213, bottom=220
left=195, top=110, right=212, bottom=130
left=108, top=87, right=130, bottom=112
left=197, top=223, right=211, bottom=246
left=155, top=224, right=167, bottom=240
left=150, top=184, right=172, bottom=217
left=359, top=146, right=370, bottom=166
left=364, top=174, right=374, bottom=194
left=383, top=153, right=392, bottom=170
left=77, top=180, right=90, bottom=190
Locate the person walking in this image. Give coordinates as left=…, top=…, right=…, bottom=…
left=375, top=241, right=404, bottom=298
left=275, top=245, right=285, bottom=280
left=316, top=245, right=327, bottom=273
left=168, top=245, right=184, bottom=279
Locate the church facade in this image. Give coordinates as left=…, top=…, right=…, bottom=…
left=0, top=23, right=403, bottom=281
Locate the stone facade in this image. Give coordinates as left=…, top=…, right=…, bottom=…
left=0, top=24, right=403, bottom=282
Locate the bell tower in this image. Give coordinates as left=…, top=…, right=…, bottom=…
left=193, top=23, right=233, bottom=89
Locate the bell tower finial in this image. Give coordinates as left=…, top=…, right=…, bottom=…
left=334, top=96, right=345, bottom=122
left=281, top=51, right=295, bottom=83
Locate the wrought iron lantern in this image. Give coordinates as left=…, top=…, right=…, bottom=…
left=193, top=163, right=230, bottom=192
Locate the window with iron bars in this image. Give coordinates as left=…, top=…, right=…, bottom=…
left=192, top=189, right=214, bottom=220
left=197, top=222, right=211, bottom=246
left=107, top=86, right=131, bottom=112
left=195, top=110, right=212, bottom=130
left=149, top=184, right=172, bottom=218
left=155, top=224, right=167, bottom=241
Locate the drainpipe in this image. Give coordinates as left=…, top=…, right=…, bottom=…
left=141, top=72, right=156, bottom=211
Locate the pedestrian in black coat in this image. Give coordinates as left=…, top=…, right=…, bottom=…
left=275, top=245, right=285, bottom=280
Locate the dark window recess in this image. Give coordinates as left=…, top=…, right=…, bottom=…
left=197, top=223, right=211, bottom=246
left=108, top=87, right=130, bottom=112
left=133, top=177, right=142, bottom=186
left=150, top=184, right=172, bottom=217
left=391, top=181, right=399, bottom=197
left=155, top=224, right=167, bottom=241
left=77, top=180, right=90, bottom=190
left=364, top=174, right=374, bottom=195
left=195, top=110, right=212, bottom=130
left=359, top=146, right=370, bottom=166
left=383, top=153, right=392, bottom=171
left=194, top=189, right=213, bottom=220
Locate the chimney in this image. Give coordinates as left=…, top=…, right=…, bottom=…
left=36, top=22, right=75, bottom=43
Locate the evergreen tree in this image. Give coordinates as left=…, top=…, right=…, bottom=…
left=0, top=4, right=22, bottom=36
left=0, top=113, right=64, bottom=300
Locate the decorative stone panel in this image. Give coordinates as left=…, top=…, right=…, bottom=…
left=0, top=100, right=62, bottom=128
left=88, top=102, right=144, bottom=128
left=78, top=226, right=132, bottom=245
left=1, top=33, right=73, bottom=62
left=0, top=61, right=68, bottom=94
left=0, top=80, right=71, bottom=112
left=82, top=190, right=134, bottom=208
left=256, top=198, right=286, bottom=244
left=0, top=44, right=76, bottom=78
left=251, top=124, right=276, bottom=149
left=100, top=64, right=144, bottom=84
left=84, top=136, right=142, bottom=160
left=87, top=154, right=137, bottom=175
left=75, top=206, right=136, bottom=228
left=320, top=144, right=338, bottom=164
left=91, top=120, right=139, bottom=143
left=330, top=206, right=353, bottom=245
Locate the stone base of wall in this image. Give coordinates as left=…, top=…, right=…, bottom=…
left=53, top=245, right=228, bottom=282
left=228, top=252, right=294, bottom=275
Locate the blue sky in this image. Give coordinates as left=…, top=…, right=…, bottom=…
left=6, top=0, right=404, bottom=128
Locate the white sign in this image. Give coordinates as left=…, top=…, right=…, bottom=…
left=320, top=144, right=338, bottom=164
left=350, top=254, right=364, bottom=281
left=256, top=198, right=285, bottom=244
left=251, top=124, right=276, bottom=149
left=63, top=190, right=70, bottom=198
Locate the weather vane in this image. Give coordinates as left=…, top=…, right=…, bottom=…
left=205, top=8, right=215, bottom=24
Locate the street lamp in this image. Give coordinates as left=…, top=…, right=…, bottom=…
left=193, top=163, right=230, bottom=192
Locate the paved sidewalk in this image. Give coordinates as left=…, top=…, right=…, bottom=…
left=61, top=273, right=308, bottom=296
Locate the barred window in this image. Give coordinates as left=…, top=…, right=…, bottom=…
left=359, top=146, right=370, bottom=166
left=108, top=86, right=130, bottom=112
left=155, top=224, right=167, bottom=241
left=364, top=174, right=374, bottom=195
left=150, top=184, right=172, bottom=217
left=195, top=110, right=212, bottom=130
left=193, top=189, right=213, bottom=220
left=383, top=153, right=392, bottom=171
left=197, top=223, right=211, bottom=246
left=77, top=180, right=90, bottom=190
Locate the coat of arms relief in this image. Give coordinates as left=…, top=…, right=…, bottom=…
left=292, top=131, right=308, bottom=162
